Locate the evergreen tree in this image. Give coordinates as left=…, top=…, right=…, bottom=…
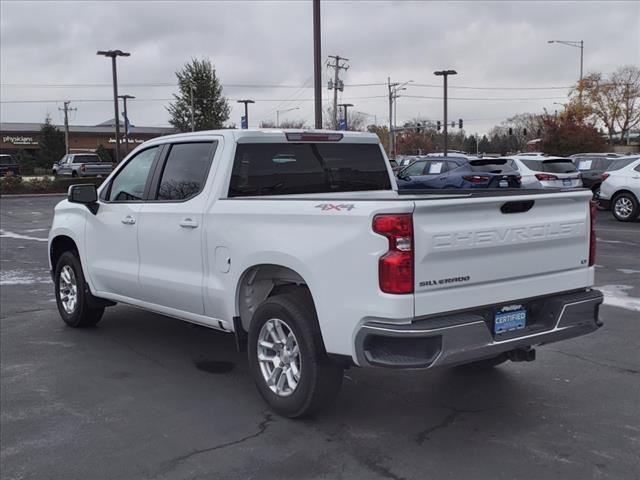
left=167, top=58, right=230, bottom=132
left=37, top=115, right=65, bottom=169
left=95, top=144, right=113, bottom=163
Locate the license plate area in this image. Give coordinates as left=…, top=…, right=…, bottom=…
left=563, top=178, right=572, bottom=186
left=494, top=305, right=527, bottom=335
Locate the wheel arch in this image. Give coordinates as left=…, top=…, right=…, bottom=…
left=50, top=235, right=79, bottom=271
left=235, top=264, right=315, bottom=332
left=612, top=189, right=639, bottom=201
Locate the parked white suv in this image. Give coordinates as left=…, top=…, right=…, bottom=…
left=599, top=156, right=640, bottom=221
left=48, top=130, right=603, bottom=417
left=507, top=156, right=582, bottom=189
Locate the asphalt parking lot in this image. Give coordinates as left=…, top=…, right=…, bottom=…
left=1, top=195, right=639, bottom=480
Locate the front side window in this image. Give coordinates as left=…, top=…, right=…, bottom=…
left=108, top=147, right=158, bottom=201
left=404, top=161, right=427, bottom=176
left=229, top=143, right=391, bottom=197
left=156, top=142, right=215, bottom=201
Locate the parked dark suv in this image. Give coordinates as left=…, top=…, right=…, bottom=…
left=572, top=155, right=638, bottom=197
left=0, top=154, right=21, bottom=177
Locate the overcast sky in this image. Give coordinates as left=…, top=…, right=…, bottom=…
left=1, top=0, right=638, bottom=135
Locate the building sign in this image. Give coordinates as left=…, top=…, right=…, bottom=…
left=108, top=137, right=146, bottom=144
left=2, top=135, right=38, bottom=145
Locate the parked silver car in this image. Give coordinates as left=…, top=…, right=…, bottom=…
left=599, top=156, right=640, bottom=222
left=53, top=153, right=114, bottom=177
left=507, top=156, right=582, bottom=189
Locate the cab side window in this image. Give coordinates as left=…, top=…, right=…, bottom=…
left=107, top=147, right=159, bottom=201
left=155, top=142, right=216, bottom=201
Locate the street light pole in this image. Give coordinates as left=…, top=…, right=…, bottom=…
left=118, top=95, right=135, bottom=155
left=313, top=0, right=322, bottom=129
left=548, top=40, right=584, bottom=105
left=276, top=107, right=300, bottom=127
left=434, top=70, right=457, bottom=156
left=97, top=50, right=130, bottom=163
left=237, top=99, right=255, bottom=129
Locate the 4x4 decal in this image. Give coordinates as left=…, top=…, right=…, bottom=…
left=315, top=203, right=356, bottom=212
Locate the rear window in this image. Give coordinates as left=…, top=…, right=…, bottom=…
left=608, top=158, right=637, bottom=171
left=228, top=143, right=391, bottom=197
left=469, top=159, right=512, bottom=173
left=73, top=155, right=102, bottom=163
left=522, top=159, right=578, bottom=173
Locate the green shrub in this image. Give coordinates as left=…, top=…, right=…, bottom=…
left=1, top=176, right=105, bottom=195
left=0, top=176, right=25, bottom=194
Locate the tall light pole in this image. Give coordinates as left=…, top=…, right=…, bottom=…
left=434, top=70, right=457, bottom=156
left=237, top=99, right=255, bottom=129
left=97, top=49, right=130, bottom=163
left=118, top=95, right=135, bottom=155
left=337, top=103, right=353, bottom=130
left=276, top=107, right=300, bottom=127
left=548, top=40, right=584, bottom=105
left=313, top=0, right=322, bottom=129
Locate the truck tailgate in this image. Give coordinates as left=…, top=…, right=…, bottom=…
left=83, top=163, right=113, bottom=175
left=412, top=190, right=594, bottom=316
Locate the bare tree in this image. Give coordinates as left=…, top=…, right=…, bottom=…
left=576, top=65, right=640, bottom=143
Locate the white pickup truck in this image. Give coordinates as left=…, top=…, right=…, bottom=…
left=48, top=130, right=603, bottom=417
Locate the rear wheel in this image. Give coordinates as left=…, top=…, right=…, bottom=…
left=54, top=251, right=104, bottom=327
left=248, top=291, right=343, bottom=418
left=612, top=192, right=639, bottom=222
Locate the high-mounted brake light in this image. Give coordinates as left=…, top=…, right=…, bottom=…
left=372, top=214, right=413, bottom=294
left=285, top=132, right=343, bottom=142
left=463, top=175, right=490, bottom=184
left=535, top=173, right=558, bottom=181
left=589, top=200, right=597, bottom=266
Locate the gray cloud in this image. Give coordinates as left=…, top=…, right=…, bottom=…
left=1, top=0, right=638, bottom=134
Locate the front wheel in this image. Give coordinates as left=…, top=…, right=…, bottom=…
left=248, top=292, right=343, bottom=418
left=55, top=251, right=104, bottom=327
left=612, top=192, right=639, bottom=222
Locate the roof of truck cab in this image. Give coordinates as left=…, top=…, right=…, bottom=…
left=147, top=129, right=380, bottom=144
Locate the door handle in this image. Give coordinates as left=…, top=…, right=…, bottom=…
left=121, top=216, right=136, bottom=225
left=179, top=218, right=199, bottom=228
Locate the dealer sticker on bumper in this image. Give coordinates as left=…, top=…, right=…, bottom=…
left=494, top=305, right=527, bottom=334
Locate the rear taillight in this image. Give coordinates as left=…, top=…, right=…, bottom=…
left=601, top=173, right=610, bottom=182
left=462, top=175, right=490, bottom=184
left=535, top=173, right=558, bottom=181
left=589, top=200, right=597, bottom=266
left=80, top=164, right=86, bottom=172
left=372, top=214, right=414, bottom=294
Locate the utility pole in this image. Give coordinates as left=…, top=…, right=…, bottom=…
left=118, top=95, right=135, bottom=155
left=327, top=55, right=349, bottom=129
left=190, top=84, right=195, bottom=132
left=434, top=70, right=457, bottom=156
left=97, top=49, right=130, bottom=163
left=337, top=103, right=353, bottom=130
left=387, top=78, right=411, bottom=157
left=313, top=0, right=322, bottom=129
left=237, top=99, right=255, bottom=129
left=58, top=101, right=76, bottom=155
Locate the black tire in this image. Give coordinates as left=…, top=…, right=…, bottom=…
left=611, top=192, right=640, bottom=222
left=455, top=353, right=509, bottom=371
left=248, top=291, right=343, bottom=418
left=71, top=171, right=78, bottom=177
left=54, top=251, right=104, bottom=327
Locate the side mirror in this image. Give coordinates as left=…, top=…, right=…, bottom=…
left=68, top=184, right=99, bottom=214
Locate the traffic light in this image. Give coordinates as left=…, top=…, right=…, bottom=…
left=415, top=122, right=422, bottom=133
left=458, top=118, right=463, bottom=129
left=523, top=128, right=527, bottom=136
left=436, top=121, right=441, bottom=131
left=508, top=127, right=513, bottom=136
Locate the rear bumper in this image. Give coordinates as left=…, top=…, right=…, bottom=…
left=355, top=289, right=603, bottom=369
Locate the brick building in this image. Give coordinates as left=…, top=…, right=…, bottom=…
left=0, top=120, right=175, bottom=158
